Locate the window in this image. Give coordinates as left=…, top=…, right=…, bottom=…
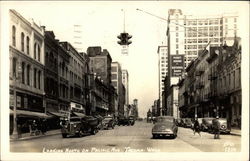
left=26, top=37, right=30, bottom=55
left=12, top=58, right=17, bottom=78
left=21, top=62, right=25, bottom=84
left=176, top=50, right=179, bottom=54
left=12, top=26, right=16, bottom=47
left=176, top=33, right=179, bottom=37
left=34, top=43, right=37, bottom=59
left=176, top=44, right=179, bottom=49
left=27, top=65, right=30, bottom=85
left=38, top=45, right=40, bottom=62
left=38, top=71, right=41, bottom=89
left=176, top=38, right=179, bottom=43
left=34, top=68, right=37, bottom=88
left=21, top=32, right=25, bottom=52
left=234, top=18, right=237, bottom=23
left=176, top=26, right=178, bottom=31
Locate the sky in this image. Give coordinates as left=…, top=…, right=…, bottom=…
left=1, top=1, right=248, bottom=118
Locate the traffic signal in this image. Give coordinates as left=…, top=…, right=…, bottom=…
left=117, top=32, right=132, bottom=46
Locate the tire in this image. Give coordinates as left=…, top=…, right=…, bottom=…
left=152, top=134, right=157, bottom=139
left=62, top=133, right=67, bottom=138
left=91, top=129, right=96, bottom=135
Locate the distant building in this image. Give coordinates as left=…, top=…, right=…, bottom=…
left=167, top=9, right=239, bottom=68
left=157, top=46, right=168, bottom=116
left=122, top=69, right=129, bottom=105
left=111, top=62, right=125, bottom=117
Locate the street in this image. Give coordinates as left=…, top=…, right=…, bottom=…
left=10, top=120, right=241, bottom=152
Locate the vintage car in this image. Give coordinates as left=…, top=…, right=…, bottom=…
left=61, top=116, right=99, bottom=138
left=152, top=116, right=178, bottom=139
left=102, top=116, right=115, bottom=129
left=60, top=117, right=84, bottom=138
left=211, top=118, right=231, bottom=134
left=201, top=117, right=214, bottom=132
left=117, top=116, right=129, bottom=126
left=183, top=118, right=193, bottom=128
left=128, top=116, right=135, bottom=126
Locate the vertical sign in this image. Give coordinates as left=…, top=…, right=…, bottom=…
left=121, top=45, right=128, bottom=55
left=171, top=55, right=184, bottom=77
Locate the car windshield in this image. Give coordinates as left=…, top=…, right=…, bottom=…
left=157, top=117, right=173, bottom=123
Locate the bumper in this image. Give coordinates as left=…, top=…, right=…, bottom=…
left=152, top=131, right=174, bottom=135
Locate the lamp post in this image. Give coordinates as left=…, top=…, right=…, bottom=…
left=11, top=63, right=22, bottom=139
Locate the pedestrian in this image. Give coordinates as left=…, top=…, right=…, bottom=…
left=193, top=118, right=201, bottom=137
left=212, top=116, right=220, bottom=139
left=41, top=118, right=47, bottom=135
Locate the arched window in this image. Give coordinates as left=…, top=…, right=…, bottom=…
left=26, top=37, right=30, bottom=55
left=12, top=26, right=16, bottom=47
left=27, top=65, right=30, bottom=85
left=38, top=45, right=40, bottom=62
left=34, top=43, right=37, bottom=59
left=21, top=32, right=25, bottom=52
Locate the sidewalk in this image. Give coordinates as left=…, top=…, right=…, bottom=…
left=230, top=128, right=241, bottom=136
left=10, top=129, right=61, bottom=142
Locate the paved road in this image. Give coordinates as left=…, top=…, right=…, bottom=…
left=10, top=121, right=241, bottom=152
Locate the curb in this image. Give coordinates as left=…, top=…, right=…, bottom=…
left=10, top=131, right=61, bottom=142
left=230, top=132, right=241, bottom=136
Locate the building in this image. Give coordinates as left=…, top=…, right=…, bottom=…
left=44, top=31, right=59, bottom=114
left=122, top=69, right=129, bottom=105
left=177, top=38, right=241, bottom=128
left=167, top=9, right=238, bottom=68
left=89, top=74, right=109, bottom=116
left=59, top=42, right=89, bottom=115
left=157, top=45, right=168, bottom=115
left=166, top=85, right=179, bottom=118
left=9, top=10, right=47, bottom=135
left=216, top=39, right=241, bottom=128
left=87, top=47, right=112, bottom=86
left=111, top=62, right=125, bottom=117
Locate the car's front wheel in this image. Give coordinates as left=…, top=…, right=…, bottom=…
left=62, top=133, right=67, bottom=138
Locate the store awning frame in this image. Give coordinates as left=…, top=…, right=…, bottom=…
left=72, top=112, right=86, bottom=118
left=10, top=109, right=52, bottom=119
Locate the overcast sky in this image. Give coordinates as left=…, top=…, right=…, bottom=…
left=1, top=1, right=248, bottom=117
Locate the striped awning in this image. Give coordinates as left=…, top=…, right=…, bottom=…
left=10, top=109, right=51, bottom=119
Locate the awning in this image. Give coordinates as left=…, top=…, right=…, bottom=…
left=10, top=109, right=51, bottom=119
left=48, top=111, right=68, bottom=118
left=73, top=112, right=86, bottom=117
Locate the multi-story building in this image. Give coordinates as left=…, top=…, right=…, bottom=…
left=59, top=42, right=88, bottom=115
left=157, top=45, right=168, bottom=115
left=57, top=39, right=70, bottom=114
left=216, top=39, right=241, bottom=127
left=166, top=85, right=179, bottom=118
left=177, top=38, right=241, bottom=128
left=122, top=69, right=129, bottom=105
left=89, top=74, right=109, bottom=116
left=9, top=10, right=47, bottom=134
left=167, top=9, right=238, bottom=68
left=87, top=47, right=112, bottom=86
left=44, top=31, right=59, bottom=114
left=111, top=62, right=124, bottom=116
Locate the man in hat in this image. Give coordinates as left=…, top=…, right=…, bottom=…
left=212, top=116, right=221, bottom=139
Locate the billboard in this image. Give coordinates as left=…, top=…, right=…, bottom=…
left=171, top=55, right=184, bottom=77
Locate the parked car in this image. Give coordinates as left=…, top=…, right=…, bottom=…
left=128, top=116, right=135, bottom=126
left=117, top=117, right=129, bottom=126
left=102, top=116, right=115, bottom=129
left=184, top=118, right=193, bottom=128
left=60, top=116, right=99, bottom=138
left=201, top=117, right=214, bottom=132
left=211, top=118, right=231, bottom=134
left=152, top=116, right=178, bottom=139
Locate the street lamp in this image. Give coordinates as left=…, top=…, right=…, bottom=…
left=11, top=63, right=22, bottom=139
